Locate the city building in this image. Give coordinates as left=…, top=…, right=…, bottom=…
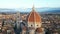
left=26, top=6, right=45, bottom=34
left=0, top=20, right=3, bottom=33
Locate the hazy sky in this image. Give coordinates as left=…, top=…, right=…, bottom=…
left=0, top=0, right=60, bottom=8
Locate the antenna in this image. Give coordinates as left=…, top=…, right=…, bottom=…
left=32, top=4, right=36, bottom=11
left=32, top=4, right=35, bottom=9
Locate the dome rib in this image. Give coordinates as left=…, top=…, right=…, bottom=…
left=28, top=10, right=41, bottom=24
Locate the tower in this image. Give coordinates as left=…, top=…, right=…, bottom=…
left=16, top=11, right=22, bottom=29
left=27, top=6, right=42, bottom=34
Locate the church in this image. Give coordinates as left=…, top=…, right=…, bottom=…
left=0, top=6, right=45, bottom=34
left=21, top=6, right=45, bottom=34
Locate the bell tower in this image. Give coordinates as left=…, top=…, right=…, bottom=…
left=16, top=11, right=22, bottom=29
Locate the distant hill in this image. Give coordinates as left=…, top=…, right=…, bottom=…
left=39, top=8, right=60, bottom=14
left=0, top=8, right=60, bottom=14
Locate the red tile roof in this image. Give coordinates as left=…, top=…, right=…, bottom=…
left=28, top=9, right=41, bottom=24
left=36, top=27, right=43, bottom=33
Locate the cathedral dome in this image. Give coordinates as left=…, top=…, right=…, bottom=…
left=27, top=6, right=41, bottom=24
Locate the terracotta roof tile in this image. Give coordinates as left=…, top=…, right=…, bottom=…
left=28, top=10, right=41, bottom=24
left=36, top=27, right=43, bottom=33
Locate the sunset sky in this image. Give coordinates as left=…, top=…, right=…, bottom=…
left=0, top=0, right=60, bottom=8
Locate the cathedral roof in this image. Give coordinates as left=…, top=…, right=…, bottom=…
left=27, top=6, right=41, bottom=24
left=35, top=27, right=43, bottom=33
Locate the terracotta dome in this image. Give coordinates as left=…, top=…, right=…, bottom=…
left=27, top=6, right=41, bottom=24
left=35, top=28, right=43, bottom=33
